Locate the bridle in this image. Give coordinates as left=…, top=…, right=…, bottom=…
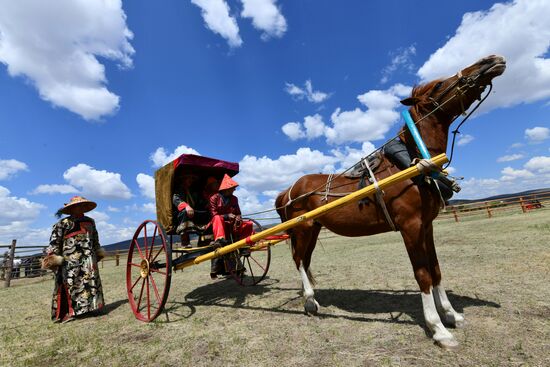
left=413, top=62, right=496, bottom=168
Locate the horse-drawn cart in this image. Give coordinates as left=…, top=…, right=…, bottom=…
left=126, top=154, right=287, bottom=322
left=126, top=152, right=448, bottom=322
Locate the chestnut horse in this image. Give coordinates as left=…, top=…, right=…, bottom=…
left=275, top=55, right=506, bottom=349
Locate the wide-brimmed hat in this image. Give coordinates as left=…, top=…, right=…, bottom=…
left=59, top=196, right=97, bottom=215
left=219, top=174, right=238, bottom=191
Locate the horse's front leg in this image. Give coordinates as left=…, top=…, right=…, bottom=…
left=425, top=223, right=465, bottom=328
left=433, top=284, right=465, bottom=328
left=401, top=219, right=459, bottom=350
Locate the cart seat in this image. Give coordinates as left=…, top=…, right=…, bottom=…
left=180, top=223, right=214, bottom=244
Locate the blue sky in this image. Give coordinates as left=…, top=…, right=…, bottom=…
left=1, top=0, right=549, bottom=246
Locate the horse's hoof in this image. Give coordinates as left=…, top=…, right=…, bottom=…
left=304, top=298, right=319, bottom=315
left=435, top=337, right=459, bottom=351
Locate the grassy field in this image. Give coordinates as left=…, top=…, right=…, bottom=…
left=1, top=210, right=549, bottom=367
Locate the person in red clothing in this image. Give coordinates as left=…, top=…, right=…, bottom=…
left=209, top=174, right=253, bottom=278
left=202, top=176, right=219, bottom=202
left=209, top=174, right=253, bottom=245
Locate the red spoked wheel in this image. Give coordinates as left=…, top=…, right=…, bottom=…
left=126, top=220, right=172, bottom=322
left=225, top=219, right=271, bottom=286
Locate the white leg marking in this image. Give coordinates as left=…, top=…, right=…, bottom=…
left=299, top=262, right=314, bottom=298
left=433, top=284, right=465, bottom=328
left=299, top=262, right=319, bottom=314
left=421, top=287, right=458, bottom=349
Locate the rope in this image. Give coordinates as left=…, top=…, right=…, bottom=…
left=242, top=71, right=492, bottom=217
left=444, top=83, right=493, bottom=169
left=322, top=174, right=334, bottom=202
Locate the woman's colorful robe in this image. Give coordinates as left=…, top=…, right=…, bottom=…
left=46, top=216, right=105, bottom=322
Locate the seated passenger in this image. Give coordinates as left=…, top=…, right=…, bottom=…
left=209, top=174, right=254, bottom=279
left=173, top=173, right=200, bottom=246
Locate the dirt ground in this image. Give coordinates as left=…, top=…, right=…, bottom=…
left=1, top=209, right=549, bottom=367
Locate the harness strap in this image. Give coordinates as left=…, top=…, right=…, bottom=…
left=322, top=174, right=334, bottom=202
left=364, top=158, right=397, bottom=232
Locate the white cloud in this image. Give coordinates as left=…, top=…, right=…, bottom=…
left=141, top=203, right=156, bottom=214
left=457, top=134, right=475, bottom=146
left=30, top=184, right=79, bottom=195
left=150, top=145, right=201, bottom=167
left=240, top=0, right=287, bottom=40
left=238, top=148, right=338, bottom=193
left=136, top=173, right=155, bottom=200
left=329, top=142, right=376, bottom=171
left=0, top=186, right=45, bottom=226
left=0, top=159, right=28, bottom=180
left=524, top=156, right=550, bottom=173
left=0, top=0, right=134, bottom=120
left=452, top=154, right=550, bottom=199
left=500, top=166, right=535, bottom=181
left=281, top=122, right=305, bottom=140
left=285, top=80, right=330, bottom=103
left=107, top=206, right=120, bottom=212
left=94, top=220, right=136, bottom=245
left=381, top=45, right=416, bottom=84
left=282, top=114, right=326, bottom=140
left=325, top=84, right=410, bottom=144
left=445, top=166, right=457, bottom=175
left=0, top=222, right=51, bottom=249
left=235, top=144, right=383, bottom=216
left=90, top=210, right=110, bottom=223
left=283, top=83, right=411, bottom=145
left=63, top=164, right=132, bottom=200
left=497, top=154, right=524, bottom=162
left=525, top=126, right=550, bottom=142
left=418, top=0, right=550, bottom=113
left=191, top=0, right=242, bottom=48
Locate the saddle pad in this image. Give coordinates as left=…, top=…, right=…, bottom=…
left=345, top=151, right=383, bottom=178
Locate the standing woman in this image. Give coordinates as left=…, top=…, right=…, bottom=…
left=42, top=196, right=106, bottom=323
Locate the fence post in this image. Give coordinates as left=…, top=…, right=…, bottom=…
left=485, top=202, right=492, bottom=218
left=1, top=251, right=7, bottom=280
left=4, top=239, right=17, bottom=288
left=453, top=209, right=459, bottom=223
left=115, top=250, right=120, bottom=266
left=519, top=197, right=526, bottom=213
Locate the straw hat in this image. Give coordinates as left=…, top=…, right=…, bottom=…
left=58, top=196, right=97, bottom=215
left=219, top=174, right=238, bottom=191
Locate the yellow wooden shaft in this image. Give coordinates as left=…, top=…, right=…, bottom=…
left=193, top=153, right=448, bottom=265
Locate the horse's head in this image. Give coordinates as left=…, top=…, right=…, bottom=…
left=401, top=55, right=506, bottom=120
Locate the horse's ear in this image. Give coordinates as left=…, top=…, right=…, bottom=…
left=400, top=97, right=420, bottom=106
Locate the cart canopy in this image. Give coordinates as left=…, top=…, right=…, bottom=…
left=155, top=154, right=239, bottom=234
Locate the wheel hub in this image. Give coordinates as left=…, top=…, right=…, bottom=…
left=140, top=259, right=149, bottom=278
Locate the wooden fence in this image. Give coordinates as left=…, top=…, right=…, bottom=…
left=0, top=240, right=129, bottom=288
left=437, top=190, right=550, bottom=223
left=3, top=191, right=547, bottom=286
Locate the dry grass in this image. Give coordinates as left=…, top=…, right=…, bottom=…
left=1, top=210, right=549, bottom=367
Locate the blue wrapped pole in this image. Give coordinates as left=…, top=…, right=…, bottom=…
left=402, top=110, right=439, bottom=178
left=402, top=110, right=431, bottom=159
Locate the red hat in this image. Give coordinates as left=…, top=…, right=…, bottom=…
left=219, top=174, right=238, bottom=191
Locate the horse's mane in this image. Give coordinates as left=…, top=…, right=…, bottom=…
left=411, top=79, right=443, bottom=102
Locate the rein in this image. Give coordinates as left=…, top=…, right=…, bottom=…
left=243, top=66, right=494, bottom=218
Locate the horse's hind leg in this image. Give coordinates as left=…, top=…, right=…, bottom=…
left=292, top=221, right=322, bottom=315
left=400, top=219, right=459, bottom=349
left=425, top=222, right=465, bottom=328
